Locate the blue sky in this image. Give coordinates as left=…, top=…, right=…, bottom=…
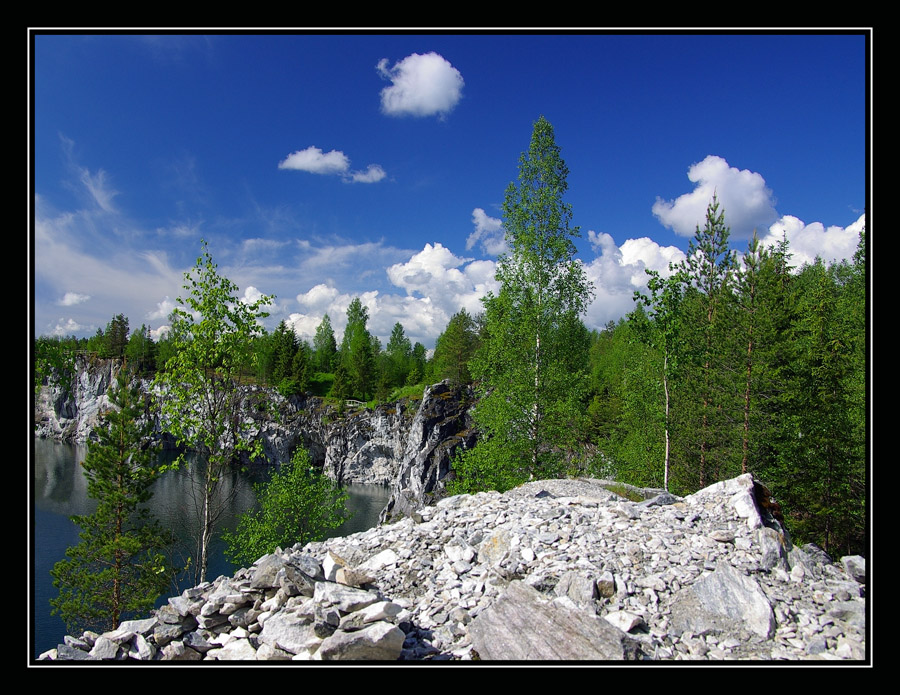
left=31, top=31, right=868, bottom=349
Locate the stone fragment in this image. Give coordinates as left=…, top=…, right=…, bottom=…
left=468, top=580, right=641, bottom=661
left=258, top=610, right=322, bottom=655
left=315, top=621, right=406, bottom=660
left=841, top=555, right=866, bottom=585
left=670, top=561, right=775, bottom=639
left=604, top=610, right=645, bottom=633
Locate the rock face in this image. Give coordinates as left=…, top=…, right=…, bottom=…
left=34, top=357, right=124, bottom=443
left=34, top=360, right=475, bottom=517
left=39, top=473, right=868, bottom=663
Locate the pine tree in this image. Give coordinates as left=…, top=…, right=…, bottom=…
left=450, top=116, right=593, bottom=493
left=50, top=368, right=176, bottom=636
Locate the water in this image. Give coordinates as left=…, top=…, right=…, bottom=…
left=30, top=437, right=391, bottom=660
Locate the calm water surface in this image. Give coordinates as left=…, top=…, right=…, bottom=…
left=31, top=437, right=391, bottom=659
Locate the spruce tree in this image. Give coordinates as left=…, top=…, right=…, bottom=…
left=673, top=196, right=739, bottom=489
left=50, top=368, right=176, bottom=636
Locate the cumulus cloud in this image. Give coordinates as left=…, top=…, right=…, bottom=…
left=387, top=242, right=499, bottom=323
left=147, top=297, right=176, bottom=321
left=278, top=146, right=386, bottom=184
left=284, top=243, right=498, bottom=348
left=49, top=317, right=92, bottom=337
left=278, top=146, right=350, bottom=175
left=652, top=155, right=778, bottom=239
left=376, top=52, right=464, bottom=118
left=296, top=283, right=341, bottom=314
left=348, top=164, right=387, bottom=184
left=150, top=325, right=170, bottom=341
left=466, top=208, right=507, bottom=256
left=58, top=291, right=90, bottom=306
left=241, top=286, right=266, bottom=305
left=583, top=231, right=686, bottom=329
left=759, top=213, right=865, bottom=269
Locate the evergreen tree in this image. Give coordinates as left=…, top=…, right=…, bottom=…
left=271, top=320, right=299, bottom=386
left=152, top=241, right=273, bottom=583
left=125, top=324, right=157, bottom=374
left=432, top=308, right=479, bottom=385
left=337, top=298, right=375, bottom=400
left=450, top=116, right=593, bottom=493
left=673, top=196, right=739, bottom=489
left=312, top=314, right=337, bottom=373
left=769, top=254, right=865, bottom=555
left=407, top=342, right=427, bottom=386
left=103, top=314, right=130, bottom=359
left=385, top=322, right=413, bottom=387
left=50, top=368, right=176, bottom=635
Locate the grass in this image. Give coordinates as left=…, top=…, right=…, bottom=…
left=603, top=482, right=647, bottom=503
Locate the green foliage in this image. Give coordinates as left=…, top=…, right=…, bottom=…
left=152, top=240, right=273, bottom=583
left=50, top=368, right=177, bottom=636
left=760, top=250, right=866, bottom=555
left=223, top=448, right=350, bottom=567
left=671, top=196, right=741, bottom=490
left=312, top=314, right=338, bottom=373
left=336, top=298, right=376, bottom=400
left=385, top=322, right=413, bottom=388
left=450, top=116, right=593, bottom=494
left=102, top=314, right=130, bottom=359
left=34, top=335, right=77, bottom=394
left=125, top=323, right=157, bottom=374
left=432, top=308, right=479, bottom=385
left=587, top=205, right=866, bottom=555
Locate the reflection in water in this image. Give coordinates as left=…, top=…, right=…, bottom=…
left=31, top=437, right=392, bottom=659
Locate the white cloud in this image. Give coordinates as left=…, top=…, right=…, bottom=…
left=241, top=286, right=266, bottom=305
left=285, top=243, right=498, bottom=348
left=652, top=155, right=778, bottom=239
left=58, top=291, right=90, bottom=306
left=296, top=283, right=341, bottom=314
left=278, top=147, right=385, bottom=184
left=80, top=167, right=118, bottom=213
left=759, top=213, right=865, bottom=269
left=466, top=208, right=507, bottom=256
left=49, top=317, right=92, bottom=337
left=278, top=146, right=350, bottom=175
left=583, top=231, right=686, bottom=328
left=387, top=242, right=499, bottom=326
left=60, top=134, right=119, bottom=213
left=150, top=325, right=170, bottom=341
left=348, top=164, right=387, bottom=184
left=376, top=52, right=464, bottom=118
left=147, top=297, right=176, bottom=321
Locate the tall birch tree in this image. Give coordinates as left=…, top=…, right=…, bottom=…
left=450, top=116, right=592, bottom=493
left=152, top=242, right=273, bottom=584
